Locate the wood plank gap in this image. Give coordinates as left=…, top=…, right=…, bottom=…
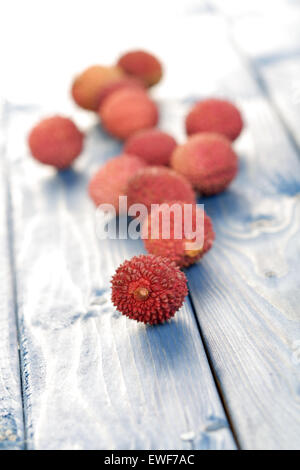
left=186, top=289, right=241, bottom=450
left=1, top=101, right=26, bottom=449
left=210, top=2, right=300, bottom=162
left=6, top=104, right=237, bottom=450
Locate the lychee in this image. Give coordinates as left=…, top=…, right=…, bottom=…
left=97, top=77, right=145, bottom=108
left=111, top=254, right=188, bottom=324
left=142, top=201, right=215, bottom=268
left=28, top=116, right=84, bottom=169
left=99, top=88, right=159, bottom=140
left=117, top=50, right=163, bottom=87
left=124, top=128, right=177, bottom=166
left=186, top=98, right=243, bottom=141
left=71, top=65, right=124, bottom=111
left=127, top=166, right=196, bottom=211
left=88, top=154, right=146, bottom=213
left=171, top=133, right=238, bottom=195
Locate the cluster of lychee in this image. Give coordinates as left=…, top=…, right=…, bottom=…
left=27, top=50, right=244, bottom=325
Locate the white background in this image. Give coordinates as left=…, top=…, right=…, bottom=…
left=0, top=0, right=236, bottom=107
left=1, top=0, right=299, bottom=106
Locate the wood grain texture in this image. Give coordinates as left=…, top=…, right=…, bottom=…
left=5, top=104, right=236, bottom=450
left=3, top=7, right=300, bottom=450
left=259, top=56, right=300, bottom=150
left=0, top=102, right=24, bottom=449
left=169, top=18, right=300, bottom=448
left=210, top=0, right=300, bottom=60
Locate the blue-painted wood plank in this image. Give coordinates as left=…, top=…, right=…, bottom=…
left=210, top=0, right=300, bottom=60
left=188, top=113, right=300, bottom=449
left=5, top=104, right=236, bottom=450
left=0, top=102, right=25, bottom=449
left=164, top=23, right=300, bottom=448
left=258, top=56, right=300, bottom=152
left=4, top=7, right=300, bottom=450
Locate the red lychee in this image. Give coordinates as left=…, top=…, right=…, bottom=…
left=28, top=116, right=84, bottom=169
left=117, top=50, right=163, bottom=87
left=171, top=133, right=238, bottom=195
left=99, top=88, right=159, bottom=140
left=111, top=254, right=188, bottom=324
left=142, top=201, right=215, bottom=268
left=97, top=77, right=145, bottom=108
left=127, top=166, right=196, bottom=211
left=71, top=65, right=124, bottom=111
left=124, top=128, right=177, bottom=166
left=186, top=98, right=243, bottom=141
left=88, top=154, right=146, bottom=213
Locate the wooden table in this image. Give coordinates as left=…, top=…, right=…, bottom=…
left=0, top=0, right=300, bottom=450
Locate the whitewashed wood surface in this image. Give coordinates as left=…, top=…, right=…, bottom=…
left=0, top=104, right=24, bottom=449
left=259, top=56, right=300, bottom=151
left=4, top=104, right=236, bottom=450
left=188, top=94, right=300, bottom=448
left=211, top=0, right=300, bottom=60
left=185, top=5, right=300, bottom=449
left=1, top=1, right=300, bottom=450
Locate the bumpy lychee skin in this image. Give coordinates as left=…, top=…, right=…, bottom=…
left=88, top=154, right=146, bottom=213
left=142, top=201, right=215, bottom=268
left=186, top=98, right=243, bottom=141
left=99, top=88, right=159, bottom=140
left=71, top=65, right=124, bottom=111
left=111, top=254, right=188, bottom=324
left=117, top=50, right=163, bottom=87
left=28, top=116, right=84, bottom=169
left=97, top=77, right=145, bottom=108
left=124, top=128, right=177, bottom=166
left=127, top=166, right=196, bottom=211
left=171, top=133, right=238, bottom=195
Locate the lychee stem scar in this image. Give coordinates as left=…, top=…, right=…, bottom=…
left=184, top=242, right=202, bottom=258
left=134, top=287, right=149, bottom=301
